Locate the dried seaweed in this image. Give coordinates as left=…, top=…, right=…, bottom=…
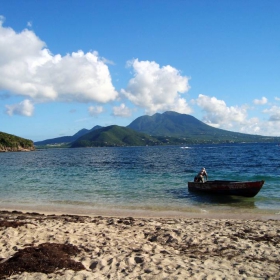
left=0, top=220, right=27, bottom=228
left=0, top=243, right=85, bottom=279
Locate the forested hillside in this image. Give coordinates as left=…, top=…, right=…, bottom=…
left=0, top=132, right=35, bottom=152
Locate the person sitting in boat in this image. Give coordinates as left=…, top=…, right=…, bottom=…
left=194, top=168, right=208, bottom=183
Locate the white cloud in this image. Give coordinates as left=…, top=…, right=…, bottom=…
left=275, top=97, right=280, bottom=101
left=263, top=106, right=280, bottom=122
left=195, top=94, right=280, bottom=136
left=239, top=117, right=261, bottom=134
left=0, top=20, right=118, bottom=104
left=259, top=122, right=280, bottom=136
left=5, top=99, right=34, bottom=116
left=196, top=94, right=248, bottom=128
left=253, top=97, right=267, bottom=105
left=121, top=59, right=191, bottom=114
left=112, top=103, right=132, bottom=117
left=88, top=105, right=103, bottom=116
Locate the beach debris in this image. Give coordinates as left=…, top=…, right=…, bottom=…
left=0, top=220, right=27, bottom=228
left=0, top=243, right=85, bottom=278
left=89, top=260, right=99, bottom=270
left=134, top=256, right=144, bottom=264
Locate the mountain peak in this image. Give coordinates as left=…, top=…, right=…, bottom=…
left=127, top=111, right=205, bottom=137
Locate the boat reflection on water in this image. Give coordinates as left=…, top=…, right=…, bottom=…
left=166, top=187, right=258, bottom=210
left=187, top=191, right=257, bottom=209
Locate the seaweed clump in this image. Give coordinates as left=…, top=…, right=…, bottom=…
left=0, top=243, right=85, bottom=279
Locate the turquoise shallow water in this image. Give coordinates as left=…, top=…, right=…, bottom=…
left=0, top=143, right=280, bottom=216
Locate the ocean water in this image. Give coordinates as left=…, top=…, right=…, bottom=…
left=0, top=143, right=280, bottom=217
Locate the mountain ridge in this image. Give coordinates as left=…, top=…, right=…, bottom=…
left=71, top=125, right=163, bottom=147
left=127, top=111, right=278, bottom=143
left=34, top=111, right=280, bottom=147
left=34, top=125, right=102, bottom=146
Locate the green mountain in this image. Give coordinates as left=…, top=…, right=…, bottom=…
left=34, top=125, right=102, bottom=146
left=0, top=132, right=35, bottom=152
left=127, top=111, right=279, bottom=144
left=71, top=125, right=163, bottom=147
left=128, top=111, right=207, bottom=136
left=34, top=111, right=280, bottom=148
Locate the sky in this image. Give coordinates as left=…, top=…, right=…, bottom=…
left=0, top=0, right=280, bottom=141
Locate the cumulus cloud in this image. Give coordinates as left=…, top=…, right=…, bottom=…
left=195, top=95, right=280, bottom=135
left=238, top=117, right=262, bottom=134
left=275, top=97, right=280, bottom=101
left=263, top=106, right=280, bottom=122
left=112, top=103, right=132, bottom=117
left=253, top=97, right=267, bottom=105
left=88, top=105, right=103, bottom=116
left=0, top=19, right=118, bottom=104
left=196, top=94, right=248, bottom=128
left=121, top=59, right=191, bottom=114
left=247, top=111, right=280, bottom=136
left=5, top=99, right=34, bottom=116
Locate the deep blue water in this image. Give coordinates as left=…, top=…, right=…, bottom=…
left=0, top=143, right=280, bottom=216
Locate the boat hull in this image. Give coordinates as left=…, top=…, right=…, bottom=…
left=188, top=180, right=264, bottom=197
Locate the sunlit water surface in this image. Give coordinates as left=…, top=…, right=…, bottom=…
left=1, top=143, right=279, bottom=217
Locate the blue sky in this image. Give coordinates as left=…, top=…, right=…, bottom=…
left=1, top=0, right=280, bottom=141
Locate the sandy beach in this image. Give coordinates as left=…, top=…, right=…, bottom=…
left=0, top=210, right=279, bottom=279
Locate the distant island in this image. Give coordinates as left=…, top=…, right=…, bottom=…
left=34, top=111, right=280, bottom=148
left=0, top=132, right=35, bottom=152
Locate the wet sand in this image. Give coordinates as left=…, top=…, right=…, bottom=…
left=0, top=210, right=279, bottom=279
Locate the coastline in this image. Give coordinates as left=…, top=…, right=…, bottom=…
left=0, top=145, right=35, bottom=152
left=1, top=209, right=279, bottom=279
left=1, top=203, right=280, bottom=221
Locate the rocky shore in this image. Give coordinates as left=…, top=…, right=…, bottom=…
left=0, top=146, right=35, bottom=152
left=0, top=131, right=35, bottom=152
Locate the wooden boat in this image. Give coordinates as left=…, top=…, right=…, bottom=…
left=188, top=180, right=264, bottom=197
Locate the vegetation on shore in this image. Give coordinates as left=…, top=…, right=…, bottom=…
left=71, top=125, right=163, bottom=147
left=0, top=132, right=35, bottom=152
left=34, top=111, right=280, bottom=148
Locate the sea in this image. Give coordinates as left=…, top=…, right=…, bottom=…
left=1, top=143, right=280, bottom=218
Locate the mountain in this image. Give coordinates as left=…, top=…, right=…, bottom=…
left=127, top=111, right=208, bottom=136
left=127, top=111, right=279, bottom=143
left=71, top=125, right=163, bottom=147
left=0, top=132, right=35, bottom=152
left=35, top=111, right=280, bottom=148
left=34, top=125, right=102, bottom=146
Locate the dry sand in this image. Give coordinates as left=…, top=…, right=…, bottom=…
left=0, top=210, right=279, bottom=279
